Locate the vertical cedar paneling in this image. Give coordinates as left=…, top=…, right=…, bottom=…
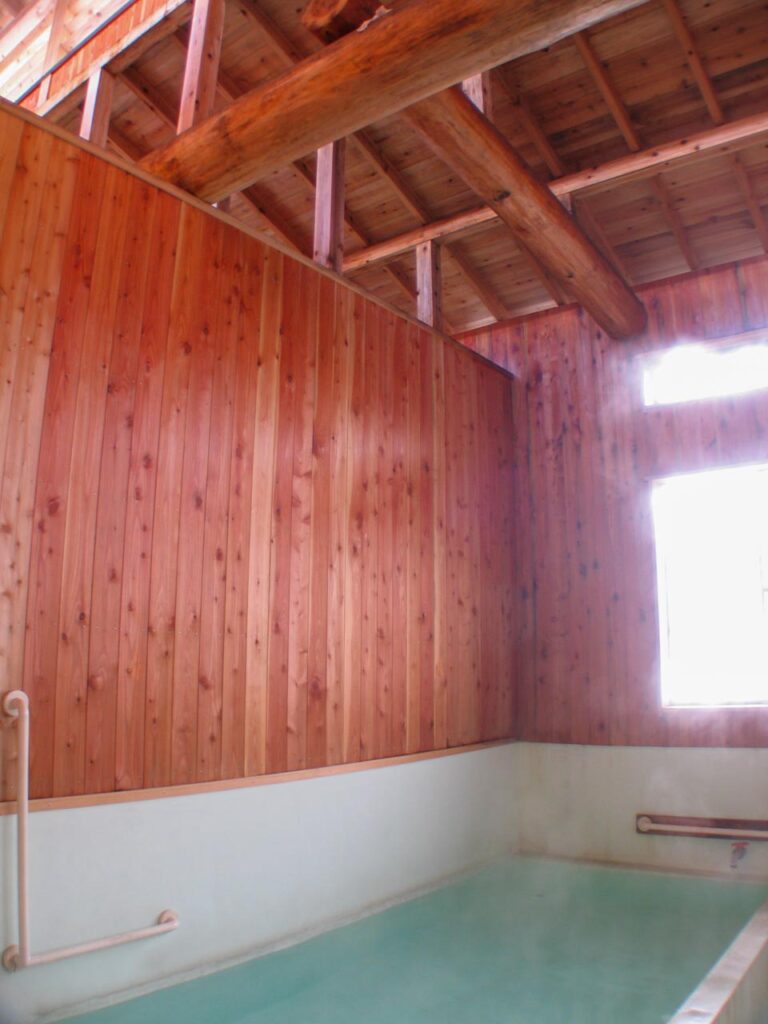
left=220, top=232, right=260, bottom=781
left=306, top=276, right=334, bottom=769
left=115, top=190, right=180, bottom=792
left=0, top=106, right=516, bottom=802
left=462, top=255, right=768, bottom=748
left=341, top=291, right=365, bottom=764
left=242, top=246, right=279, bottom=779
left=359, top=302, right=380, bottom=761
left=85, top=182, right=157, bottom=793
left=0, top=126, right=78, bottom=799
left=144, top=205, right=203, bottom=789
left=285, top=263, right=318, bottom=773
left=24, top=153, right=111, bottom=798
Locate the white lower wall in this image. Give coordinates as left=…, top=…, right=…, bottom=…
left=0, top=744, right=517, bottom=1024
left=5, top=740, right=766, bottom=1024
left=516, top=742, right=768, bottom=879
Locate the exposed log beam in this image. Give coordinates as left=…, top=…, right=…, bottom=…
left=302, top=0, right=381, bottom=43
left=575, top=26, right=697, bottom=272
left=416, top=240, right=442, bottom=329
left=138, top=0, right=649, bottom=201
left=177, top=0, right=226, bottom=132
left=404, top=88, right=645, bottom=338
left=79, top=67, right=114, bottom=147
left=313, top=139, right=346, bottom=270
left=342, top=109, right=768, bottom=270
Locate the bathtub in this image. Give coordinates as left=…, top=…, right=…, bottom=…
left=50, top=856, right=768, bottom=1024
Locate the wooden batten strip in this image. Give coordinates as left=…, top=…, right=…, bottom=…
left=0, top=739, right=514, bottom=816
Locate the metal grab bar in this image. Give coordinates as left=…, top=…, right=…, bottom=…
left=2, top=690, right=178, bottom=971
left=637, top=814, right=768, bottom=842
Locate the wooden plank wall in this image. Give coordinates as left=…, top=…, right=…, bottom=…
left=464, top=254, right=768, bottom=747
left=0, top=106, right=516, bottom=801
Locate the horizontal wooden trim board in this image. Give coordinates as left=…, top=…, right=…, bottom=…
left=0, top=740, right=513, bottom=815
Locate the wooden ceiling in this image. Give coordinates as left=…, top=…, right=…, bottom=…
left=1, top=0, right=768, bottom=334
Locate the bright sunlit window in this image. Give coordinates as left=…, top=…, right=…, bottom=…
left=652, top=463, right=768, bottom=707
left=643, top=337, right=768, bottom=407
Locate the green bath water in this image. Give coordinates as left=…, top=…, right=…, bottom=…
left=64, top=858, right=768, bottom=1024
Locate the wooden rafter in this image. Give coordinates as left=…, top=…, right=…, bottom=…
left=177, top=0, right=226, bottom=132
left=573, top=198, right=631, bottom=281
left=43, top=0, right=68, bottom=67
left=661, top=0, right=768, bottom=256
left=234, top=0, right=305, bottom=65
left=574, top=27, right=698, bottom=271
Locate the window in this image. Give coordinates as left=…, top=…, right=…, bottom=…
left=652, top=463, right=768, bottom=707
left=643, top=336, right=768, bottom=407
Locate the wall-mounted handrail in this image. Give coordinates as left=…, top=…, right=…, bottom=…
left=1, top=690, right=179, bottom=971
left=637, top=813, right=768, bottom=842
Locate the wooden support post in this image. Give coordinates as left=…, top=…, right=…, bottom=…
left=177, top=0, right=226, bottom=133
left=79, top=68, right=115, bottom=148
left=313, top=139, right=346, bottom=271
left=461, top=71, right=493, bottom=120
left=416, top=240, right=442, bottom=329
